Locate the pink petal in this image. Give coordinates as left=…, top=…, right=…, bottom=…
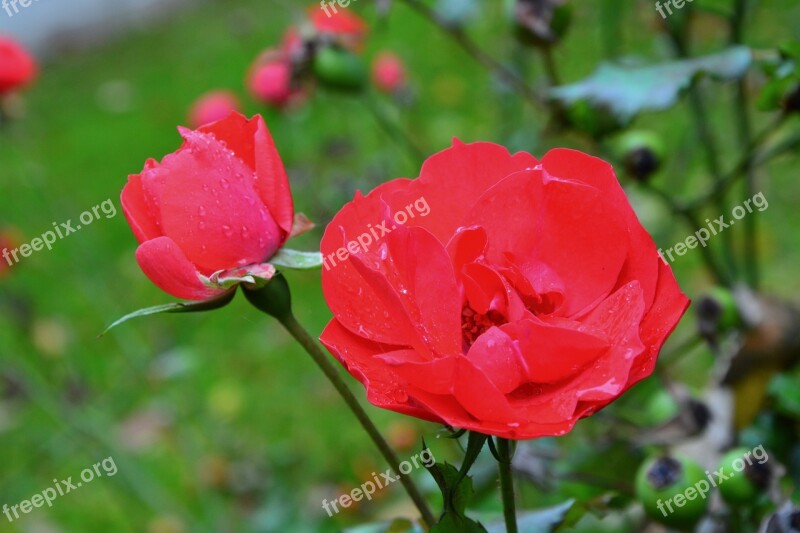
left=135, top=237, right=226, bottom=301
left=140, top=127, right=282, bottom=274
left=198, top=114, right=294, bottom=236
left=121, top=168, right=162, bottom=244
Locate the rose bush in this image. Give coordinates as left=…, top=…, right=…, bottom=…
left=121, top=113, right=300, bottom=301
left=320, top=141, right=690, bottom=439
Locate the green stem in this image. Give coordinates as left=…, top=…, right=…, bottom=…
left=398, top=0, right=545, bottom=109
left=361, top=95, right=426, bottom=167
left=496, top=438, right=518, bottom=533
left=661, top=9, right=741, bottom=282
left=541, top=47, right=561, bottom=87
left=682, top=114, right=790, bottom=211
left=730, top=0, right=759, bottom=288
left=638, top=182, right=732, bottom=286
left=278, top=312, right=436, bottom=527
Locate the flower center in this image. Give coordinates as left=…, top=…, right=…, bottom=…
left=461, top=305, right=507, bottom=349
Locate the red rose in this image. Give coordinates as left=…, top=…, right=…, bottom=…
left=188, top=91, right=241, bottom=129
left=121, top=113, right=296, bottom=301
left=0, top=36, right=37, bottom=94
left=372, top=52, right=407, bottom=94
left=320, top=141, right=689, bottom=439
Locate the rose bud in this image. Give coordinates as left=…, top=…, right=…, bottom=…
left=0, top=36, right=37, bottom=95
left=121, top=113, right=297, bottom=301
left=320, top=141, right=689, bottom=439
left=372, top=52, right=407, bottom=94
left=309, top=6, right=368, bottom=51
left=188, top=91, right=241, bottom=129
left=247, top=51, right=302, bottom=109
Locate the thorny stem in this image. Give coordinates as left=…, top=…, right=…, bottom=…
left=278, top=313, right=436, bottom=527
left=497, top=438, right=518, bottom=533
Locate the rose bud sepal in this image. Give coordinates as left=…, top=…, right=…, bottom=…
left=100, top=288, right=237, bottom=337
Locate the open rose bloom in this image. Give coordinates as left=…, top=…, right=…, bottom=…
left=121, top=113, right=302, bottom=301
left=321, top=141, right=690, bottom=439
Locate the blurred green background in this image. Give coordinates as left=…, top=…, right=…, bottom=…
left=1, top=0, right=799, bottom=531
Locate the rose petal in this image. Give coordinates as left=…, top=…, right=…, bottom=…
left=198, top=114, right=294, bottom=236
left=135, top=237, right=226, bottom=301
left=121, top=165, right=162, bottom=244
left=542, top=149, right=659, bottom=309
left=624, top=261, right=690, bottom=389
left=140, top=127, right=282, bottom=274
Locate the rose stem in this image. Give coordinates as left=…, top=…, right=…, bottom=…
left=496, top=437, right=518, bottom=533
left=277, top=312, right=436, bottom=527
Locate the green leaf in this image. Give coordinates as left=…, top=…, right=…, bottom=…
left=270, top=249, right=324, bottom=270
left=100, top=289, right=237, bottom=336
left=432, top=512, right=488, bottom=533
left=453, top=432, right=489, bottom=488
left=768, top=373, right=800, bottom=418
left=426, top=462, right=487, bottom=533
left=550, top=46, right=752, bottom=122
